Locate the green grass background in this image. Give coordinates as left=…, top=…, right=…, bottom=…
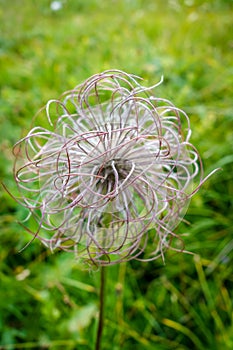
left=0, top=0, right=232, bottom=349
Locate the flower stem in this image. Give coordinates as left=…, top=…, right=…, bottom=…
left=95, top=266, right=106, bottom=350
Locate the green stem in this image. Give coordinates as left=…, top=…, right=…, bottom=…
left=95, top=266, right=106, bottom=350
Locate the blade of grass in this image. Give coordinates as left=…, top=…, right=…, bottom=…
left=162, top=318, right=206, bottom=350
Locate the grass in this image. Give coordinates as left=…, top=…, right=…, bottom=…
left=0, top=0, right=232, bottom=349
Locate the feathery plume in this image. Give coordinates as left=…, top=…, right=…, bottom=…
left=12, top=70, right=217, bottom=265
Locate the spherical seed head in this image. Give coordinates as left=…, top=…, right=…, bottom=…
left=13, top=70, right=206, bottom=266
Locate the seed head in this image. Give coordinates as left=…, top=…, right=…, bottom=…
left=12, top=70, right=216, bottom=265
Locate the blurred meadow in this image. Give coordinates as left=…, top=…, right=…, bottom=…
left=0, top=0, right=233, bottom=349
